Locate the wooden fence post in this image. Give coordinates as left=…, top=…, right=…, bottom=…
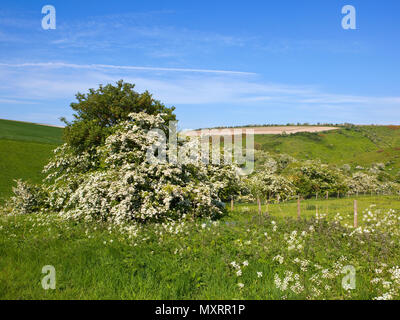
left=354, top=200, right=358, bottom=228
left=297, top=196, right=301, bottom=220
left=265, top=199, right=269, bottom=214
left=316, top=192, right=318, bottom=200
left=231, top=197, right=234, bottom=211
left=257, top=197, right=261, bottom=215
left=326, top=191, right=329, bottom=200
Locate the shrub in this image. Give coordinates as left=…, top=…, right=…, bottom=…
left=292, top=161, right=348, bottom=197
left=42, top=112, right=242, bottom=224
left=346, top=172, right=379, bottom=194
left=6, top=180, right=47, bottom=215
left=246, top=172, right=297, bottom=202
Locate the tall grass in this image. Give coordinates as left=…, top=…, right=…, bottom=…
left=1, top=195, right=399, bottom=300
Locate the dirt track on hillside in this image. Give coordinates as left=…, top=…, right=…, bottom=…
left=182, top=126, right=339, bottom=136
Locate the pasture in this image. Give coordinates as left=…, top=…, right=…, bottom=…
left=0, top=120, right=62, bottom=202
left=0, top=195, right=399, bottom=299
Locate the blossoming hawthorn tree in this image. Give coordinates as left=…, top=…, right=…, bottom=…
left=346, top=172, right=379, bottom=194
left=7, top=112, right=243, bottom=224
left=9, top=180, right=48, bottom=214
left=346, top=172, right=400, bottom=195
left=291, top=161, right=349, bottom=197
left=3, top=82, right=244, bottom=223
left=245, top=172, right=297, bottom=205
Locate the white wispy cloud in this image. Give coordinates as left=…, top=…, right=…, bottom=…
left=0, top=62, right=256, bottom=76
left=0, top=61, right=398, bottom=106
left=0, top=61, right=399, bottom=126
left=0, top=98, right=38, bottom=104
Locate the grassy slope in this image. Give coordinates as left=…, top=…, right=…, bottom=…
left=0, top=119, right=62, bottom=201
left=255, top=126, right=400, bottom=172
left=0, top=119, right=63, bottom=144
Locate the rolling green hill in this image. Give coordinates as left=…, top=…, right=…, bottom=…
left=0, top=119, right=63, bottom=202
left=0, top=119, right=63, bottom=144
left=255, top=125, right=400, bottom=174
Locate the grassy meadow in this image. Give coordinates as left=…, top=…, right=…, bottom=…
left=1, top=195, right=399, bottom=299
left=0, top=119, right=63, bottom=144
left=0, top=120, right=62, bottom=202
left=235, top=194, right=400, bottom=224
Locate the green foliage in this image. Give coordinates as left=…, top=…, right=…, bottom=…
left=246, top=172, right=296, bottom=201
left=292, top=161, right=348, bottom=197
left=396, top=171, right=400, bottom=183
left=62, top=80, right=176, bottom=152
left=251, top=149, right=400, bottom=199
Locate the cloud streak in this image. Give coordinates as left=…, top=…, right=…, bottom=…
left=0, top=61, right=399, bottom=126
left=0, top=62, right=256, bottom=76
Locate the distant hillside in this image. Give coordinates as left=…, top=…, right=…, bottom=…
left=0, top=119, right=63, bottom=202
left=255, top=125, right=400, bottom=174
left=0, top=119, right=63, bottom=144
left=183, top=126, right=338, bottom=136
left=186, top=124, right=400, bottom=174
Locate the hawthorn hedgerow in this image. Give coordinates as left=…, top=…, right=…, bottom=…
left=8, top=112, right=242, bottom=224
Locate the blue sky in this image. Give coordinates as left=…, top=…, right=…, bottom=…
left=0, top=0, right=399, bottom=129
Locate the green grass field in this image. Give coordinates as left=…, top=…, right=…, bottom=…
left=0, top=120, right=62, bottom=202
left=0, top=195, right=399, bottom=299
left=234, top=194, right=400, bottom=223
left=0, top=119, right=63, bottom=144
